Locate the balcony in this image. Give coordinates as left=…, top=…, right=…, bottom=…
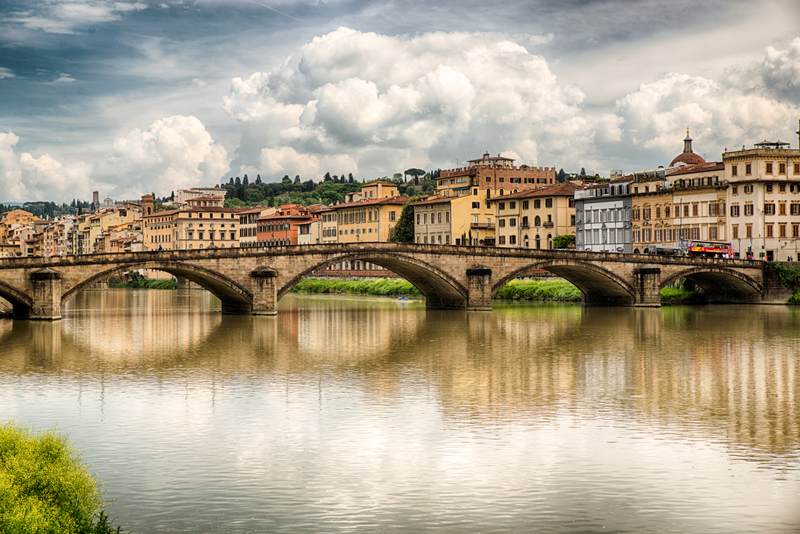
left=543, top=221, right=554, bottom=228
left=470, top=222, right=495, bottom=231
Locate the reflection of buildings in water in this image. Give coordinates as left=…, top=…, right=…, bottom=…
left=62, top=290, right=223, bottom=366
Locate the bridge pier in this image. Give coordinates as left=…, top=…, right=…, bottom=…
left=30, top=268, right=63, bottom=321
left=466, top=267, right=493, bottom=311
left=250, top=267, right=278, bottom=316
left=633, top=268, right=661, bottom=308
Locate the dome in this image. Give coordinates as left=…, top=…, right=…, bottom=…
left=669, top=129, right=706, bottom=167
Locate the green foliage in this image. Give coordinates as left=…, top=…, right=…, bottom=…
left=789, top=291, right=800, bottom=305
left=292, top=278, right=421, bottom=297
left=389, top=205, right=415, bottom=243
left=767, top=262, right=800, bottom=291
left=108, top=272, right=177, bottom=290
left=551, top=234, right=576, bottom=249
left=659, top=286, right=703, bottom=304
left=0, top=424, right=120, bottom=533
left=494, top=279, right=582, bottom=302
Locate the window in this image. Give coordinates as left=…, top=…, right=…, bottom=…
left=416, top=214, right=421, bottom=225
left=510, top=201, right=516, bottom=209
left=732, top=165, right=738, bottom=177
left=745, top=163, right=752, bottom=175
left=764, top=203, right=775, bottom=215
left=437, top=212, right=442, bottom=224
left=471, top=202, right=480, bottom=209
left=534, top=199, right=541, bottom=209
left=732, top=185, right=738, bottom=195
left=692, top=204, right=698, bottom=217
left=780, top=203, right=786, bottom=216
left=779, top=163, right=786, bottom=175
left=510, top=218, right=517, bottom=227
left=522, top=200, right=529, bottom=209
left=766, top=224, right=773, bottom=238
left=795, top=163, right=800, bottom=175
left=498, top=236, right=506, bottom=245
left=390, top=211, right=397, bottom=222
left=499, top=202, right=505, bottom=210
left=746, top=224, right=752, bottom=239
left=744, top=184, right=754, bottom=194
left=522, top=216, right=529, bottom=227
left=766, top=183, right=773, bottom=193
left=766, top=162, right=773, bottom=174
left=732, top=225, right=739, bottom=239
left=792, top=204, right=800, bottom=216
left=730, top=205, right=740, bottom=217
left=545, top=198, right=553, bottom=208
left=499, top=219, right=506, bottom=228
left=744, top=204, right=754, bottom=216
left=794, top=224, right=800, bottom=238
left=780, top=224, right=787, bottom=238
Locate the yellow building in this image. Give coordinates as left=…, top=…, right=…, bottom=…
left=324, top=181, right=407, bottom=243
left=142, top=195, right=240, bottom=251
left=0, top=209, right=40, bottom=244
left=491, top=182, right=578, bottom=249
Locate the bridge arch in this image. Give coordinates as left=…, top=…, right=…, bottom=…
left=660, top=266, right=762, bottom=302
left=0, top=279, right=33, bottom=318
left=278, top=252, right=469, bottom=309
left=61, top=261, right=254, bottom=313
left=492, top=259, right=636, bottom=306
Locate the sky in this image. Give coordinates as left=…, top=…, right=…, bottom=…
left=0, top=0, right=799, bottom=202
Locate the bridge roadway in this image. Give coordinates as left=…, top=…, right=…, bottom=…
left=0, top=243, right=785, bottom=320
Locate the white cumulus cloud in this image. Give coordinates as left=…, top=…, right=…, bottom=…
left=0, top=67, right=15, bottom=80
left=0, top=131, right=92, bottom=202
left=108, top=115, right=230, bottom=198
left=224, top=27, right=613, bottom=178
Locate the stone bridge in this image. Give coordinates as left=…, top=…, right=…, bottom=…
left=0, top=243, right=784, bottom=320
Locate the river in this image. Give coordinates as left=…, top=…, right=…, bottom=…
left=1, top=289, right=798, bottom=533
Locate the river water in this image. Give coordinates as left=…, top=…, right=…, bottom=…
left=0, top=289, right=798, bottom=533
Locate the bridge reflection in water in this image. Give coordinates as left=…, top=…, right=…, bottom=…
left=0, top=291, right=798, bottom=459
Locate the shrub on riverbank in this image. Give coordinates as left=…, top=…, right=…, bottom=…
left=493, top=279, right=582, bottom=302
left=108, top=275, right=177, bottom=290
left=789, top=291, right=800, bottom=305
left=660, top=286, right=703, bottom=304
left=0, top=424, right=120, bottom=533
left=292, top=277, right=421, bottom=296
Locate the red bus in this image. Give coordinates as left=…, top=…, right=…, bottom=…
left=685, top=240, right=733, bottom=258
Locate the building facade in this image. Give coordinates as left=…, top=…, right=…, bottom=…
left=575, top=179, right=633, bottom=253
left=492, top=182, right=578, bottom=249
left=723, top=141, right=800, bottom=261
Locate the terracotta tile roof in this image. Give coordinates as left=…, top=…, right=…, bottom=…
left=491, top=182, right=579, bottom=201
left=410, top=195, right=456, bottom=206
left=666, top=161, right=724, bottom=176
left=330, top=196, right=408, bottom=209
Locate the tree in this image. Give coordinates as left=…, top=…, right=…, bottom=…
left=579, top=167, right=587, bottom=177
left=281, top=174, right=292, bottom=185
left=348, top=173, right=354, bottom=183
left=389, top=204, right=415, bottom=243
left=293, top=175, right=301, bottom=185
left=323, top=172, right=332, bottom=182
left=0, top=424, right=121, bottom=533
left=228, top=177, right=234, bottom=186
left=557, top=168, right=567, bottom=183
left=255, top=174, right=262, bottom=185
left=234, top=176, right=241, bottom=186
left=242, top=174, right=249, bottom=186
left=552, top=234, right=576, bottom=249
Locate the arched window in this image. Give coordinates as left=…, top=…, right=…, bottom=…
left=534, top=215, right=541, bottom=227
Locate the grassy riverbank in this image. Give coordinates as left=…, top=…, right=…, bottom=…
left=292, top=277, right=708, bottom=304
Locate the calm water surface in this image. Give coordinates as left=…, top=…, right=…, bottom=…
left=1, top=290, right=799, bottom=533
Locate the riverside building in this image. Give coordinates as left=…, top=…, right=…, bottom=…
left=723, top=139, right=800, bottom=261
left=491, top=182, right=578, bottom=249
